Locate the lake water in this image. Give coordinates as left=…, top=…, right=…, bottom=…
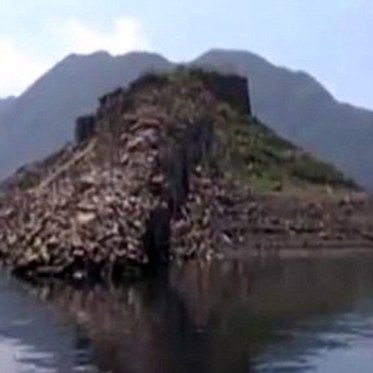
left=0, top=271, right=95, bottom=372
left=2, top=256, right=373, bottom=372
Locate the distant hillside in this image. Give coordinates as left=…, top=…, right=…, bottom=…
left=0, top=97, right=15, bottom=116
left=0, top=49, right=372, bottom=186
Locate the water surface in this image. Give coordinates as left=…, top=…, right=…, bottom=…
left=4, top=256, right=373, bottom=372
left=0, top=271, right=94, bottom=372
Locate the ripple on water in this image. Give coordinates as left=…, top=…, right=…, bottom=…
left=4, top=257, right=373, bottom=373
left=0, top=272, right=95, bottom=373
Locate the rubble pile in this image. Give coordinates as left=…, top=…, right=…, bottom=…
left=0, top=127, right=162, bottom=278
left=0, top=71, right=243, bottom=279
left=0, top=69, right=372, bottom=280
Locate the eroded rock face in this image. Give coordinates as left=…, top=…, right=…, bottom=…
left=0, top=71, right=243, bottom=280
left=0, top=70, right=371, bottom=281
left=75, top=115, right=96, bottom=143
left=194, top=71, right=252, bottom=115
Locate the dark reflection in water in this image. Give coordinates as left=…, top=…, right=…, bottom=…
left=0, top=270, right=95, bottom=372
left=18, top=256, right=373, bottom=372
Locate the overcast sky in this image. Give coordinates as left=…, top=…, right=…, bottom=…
left=0, top=0, right=372, bottom=109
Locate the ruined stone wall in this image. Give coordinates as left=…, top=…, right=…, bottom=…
left=25, top=70, right=252, bottom=276
left=75, top=115, right=96, bottom=143
left=161, top=119, right=214, bottom=214
left=192, top=71, right=252, bottom=115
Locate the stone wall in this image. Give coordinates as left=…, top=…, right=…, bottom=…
left=192, top=70, right=252, bottom=115
left=161, top=119, right=213, bottom=214
left=75, top=115, right=96, bottom=143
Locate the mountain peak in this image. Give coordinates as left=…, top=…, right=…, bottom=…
left=0, top=48, right=372, bottom=187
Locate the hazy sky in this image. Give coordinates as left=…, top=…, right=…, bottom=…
left=0, top=0, right=372, bottom=109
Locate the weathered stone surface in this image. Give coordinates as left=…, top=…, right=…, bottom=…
left=75, top=115, right=96, bottom=143
left=0, top=70, right=372, bottom=281
left=194, top=70, right=252, bottom=115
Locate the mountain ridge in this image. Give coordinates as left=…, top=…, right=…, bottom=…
left=0, top=49, right=372, bottom=186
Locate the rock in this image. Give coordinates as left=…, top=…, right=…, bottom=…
left=126, top=137, right=147, bottom=152
left=120, top=154, right=129, bottom=165
left=131, top=118, right=161, bottom=132
left=77, top=202, right=97, bottom=212
left=122, top=113, right=138, bottom=123
left=76, top=212, right=96, bottom=225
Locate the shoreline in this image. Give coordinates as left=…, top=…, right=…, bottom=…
left=222, top=246, right=373, bottom=260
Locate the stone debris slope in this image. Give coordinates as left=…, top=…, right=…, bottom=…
left=0, top=71, right=245, bottom=279
left=0, top=70, right=371, bottom=280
